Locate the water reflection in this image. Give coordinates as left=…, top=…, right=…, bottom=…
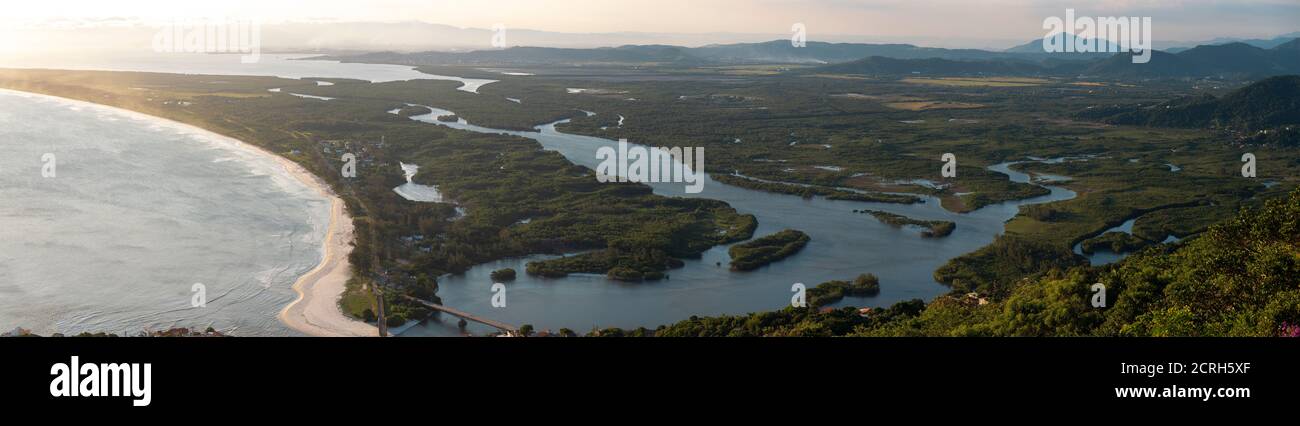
left=397, top=107, right=1079, bottom=336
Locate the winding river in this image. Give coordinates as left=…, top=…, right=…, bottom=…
left=0, top=54, right=1093, bottom=336
left=1071, top=218, right=1182, bottom=266
left=396, top=107, right=1080, bottom=336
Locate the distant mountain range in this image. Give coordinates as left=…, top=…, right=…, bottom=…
left=328, top=40, right=1059, bottom=67
left=1004, top=31, right=1300, bottom=54
left=806, top=39, right=1300, bottom=79
left=1167, top=32, right=1300, bottom=52
left=687, top=41, right=1020, bottom=63
left=327, top=31, right=1300, bottom=80
left=1082, top=40, right=1300, bottom=78
left=1003, top=32, right=1122, bottom=58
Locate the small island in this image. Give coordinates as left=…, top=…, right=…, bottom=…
left=1079, top=232, right=1153, bottom=255
left=490, top=268, right=517, bottom=282
left=395, top=105, right=431, bottom=117
left=856, top=209, right=956, bottom=238
left=808, top=274, right=881, bottom=308
left=524, top=207, right=756, bottom=281
left=713, top=174, right=922, bottom=204
left=729, top=229, right=811, bottom=271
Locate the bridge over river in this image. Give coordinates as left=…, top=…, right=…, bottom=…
left=400, top=295, right=520, bottom=336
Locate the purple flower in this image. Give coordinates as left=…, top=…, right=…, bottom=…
left=1279, top=322, right=1300, bottom=337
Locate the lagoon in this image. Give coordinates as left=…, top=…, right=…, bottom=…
left=397, top=107, right=1078, bottom=336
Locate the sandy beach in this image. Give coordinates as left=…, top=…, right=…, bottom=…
left=214, top=118, right=378, bottom=337
left=167, top=111, right=377, bottom=337
left=0, top=88, right=376, bottom=337
left=230, top=130, right=377, bottom=336
left=277, top=190, right=377, bottom=337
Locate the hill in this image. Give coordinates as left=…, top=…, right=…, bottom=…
left=810, top=40, right=1300, bottom=79
left=1273, top=38, right=1300, bottom=70
left=1077, top=75, right=1300, bottom=133
left=1003, top=32, right=1122, bottom=59
left=1179, top=32, right=1300, bottom=50
left=1083, top=42, right=1300, bottom=78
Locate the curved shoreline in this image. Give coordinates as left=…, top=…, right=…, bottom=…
left=277, top=193, right=376, bottom=337
left=0, top=87, right=376, bottom=337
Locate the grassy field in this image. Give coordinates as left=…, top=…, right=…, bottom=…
left=883, top=100, right=985, bottom=111
left=900, top=77, right=1050, bottom=87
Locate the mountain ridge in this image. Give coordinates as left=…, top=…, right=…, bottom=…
left=326, top=32, right=1300, bottom=80
left=811, top=41, right=1300, bottom=79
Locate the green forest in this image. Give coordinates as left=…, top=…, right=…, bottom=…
left=2, top=63, right=1295, bottom=337
left=621, top=188, right=1300, bottom=337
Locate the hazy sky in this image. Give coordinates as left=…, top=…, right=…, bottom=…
left=3, top=0, right=1298, bottom=44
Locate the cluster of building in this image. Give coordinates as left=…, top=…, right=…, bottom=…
left=318, top=136, right=387, bottom=167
